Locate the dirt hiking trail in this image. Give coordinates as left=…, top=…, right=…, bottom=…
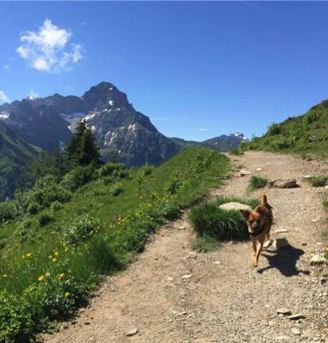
left=44, top=151, right=328, bottom=343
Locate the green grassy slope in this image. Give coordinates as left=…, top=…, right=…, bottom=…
left=241, top=100, right=328, bottom=158
left=0, top=148, right=229, bottom=342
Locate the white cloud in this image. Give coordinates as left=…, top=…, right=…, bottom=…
left=17, top=19, right=82, bottom=73
left=0, top=91, right=10, bottom=104
left=198, top=128, right=209, bottom=132
left=28, top=90, right=38, bottom=100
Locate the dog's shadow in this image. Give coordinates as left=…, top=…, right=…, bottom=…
left=257, top=243, right=310, bottom=277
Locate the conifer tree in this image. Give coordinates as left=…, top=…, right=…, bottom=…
left=78, top=127, right=101, bottom=166
left=65, top=120, right=101, bottom=167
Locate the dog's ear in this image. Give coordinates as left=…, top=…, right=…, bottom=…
left=240, top=210, right=250, bottom=221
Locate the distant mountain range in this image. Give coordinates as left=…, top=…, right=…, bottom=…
left=0, top=81, right=247, bottom=199
left=0, top=82, right=180, bottom=166
left=172, top=132, right=247, bottom=151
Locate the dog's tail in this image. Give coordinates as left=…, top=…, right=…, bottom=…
left=261, top=193, right=273, bottom=209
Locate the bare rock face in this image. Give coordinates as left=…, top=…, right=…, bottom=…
left=268, top=179, right=299, bottom=188
left=219, top=202, right=252, bottom=212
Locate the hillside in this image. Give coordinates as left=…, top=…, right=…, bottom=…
left=0, top=121, right=37, bottom=199
left=45, top=151, right=328, bottom=343
left=242, top=100, right=328, bottom=157
left=0, top=82, right=181, bottom=166
left=0, top=147, right=229, bottom=342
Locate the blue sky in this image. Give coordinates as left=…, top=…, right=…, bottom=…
left=1, top=1, right=328, bottom=141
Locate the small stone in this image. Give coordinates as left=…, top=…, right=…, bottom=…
left=310, top=254, right=328, bottom=266
left=276, top=308, right=292, bottom=315
left=275, top=336, right=290, bottom=341
left=304, top=175, right=315, bottom=179
left=288, top=314, right=305, bottom=320
left=167, top=277, right=174, bottom=281
left=291, top=328, right=301, bottom=335
left=213, top=261, right=221, bottom=265
left=181, top=274, right=192, bottom=280
left=239, top=169, right=251, bottom=177
left=219, top=202, right=252, bottom=212
left=125, top=328, right=138, bottom=337
left=256, top=168, right=263, bottom=171
left=274, top=229, right=289, bottom=234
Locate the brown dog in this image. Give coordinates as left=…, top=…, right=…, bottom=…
left=240, top=194, right=273, bottom=267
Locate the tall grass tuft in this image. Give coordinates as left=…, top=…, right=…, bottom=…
left=228, top=148, right=244, bottom=156
left=189, top=202, right=248, bottom=241
left=248, top=176, right=268, bottom=192
left=307, top=176, right=328, bottom=187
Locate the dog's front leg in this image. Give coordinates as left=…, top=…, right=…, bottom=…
left=254, top=240, right=264, bottom=267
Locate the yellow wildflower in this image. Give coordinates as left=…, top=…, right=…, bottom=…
left=2, top=274, right=8, bottom=278
left=48, top=255, right=53, bottom=259
left=64, top=292, right=69, bottom=298
left=325, top=247, right=328, bottom=252
left=54, top=252, right=59, bottom=256
left=59, top=273, right=65, bottom=279
left=26, top=252, right=32, bottom=258
left=52, top=258, right=57, bottom=263
left=64, top=247, right=69, bottom=252
left=38, top=275, right=45, bottom=282
left=45, top=272, right=51, bottom=277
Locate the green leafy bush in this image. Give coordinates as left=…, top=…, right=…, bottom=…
left=61, top=165, right=95, bottom=192
left=38, top=211, right=53, bottom=227
left=50, top=201, right=63, bottom=212
left=110, top=183, right=123, bottom=196
left=0, top=201, right=19, bottom=222
left=62, top=216, right=100, bottom=246
left=138, top=164, right=155, bottom=177
left=267, top=123, right=282, bottom=136
left=98, top=163, right=128, bottom=179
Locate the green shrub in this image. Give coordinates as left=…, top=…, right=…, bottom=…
left=138, top=164, right=155, bottom=177
left=62, top=165, right=95, bottom=192
left=27, top=201, right=41, bottom=215
left=0, top=201, right=19, bottom=222
left=38, top=211, right=53, bottom=227
left=267, top=123, right=282, bottom=136
left=228, top=148, right=244, bottom=156
left=50, top=201, right=63, bottom=212
left=189, top=202, right=248, bottom=241
left=248, top=176, right=268, bottom=192
left=191, top=235, right=221, bottom=252
left=110, top=183, right=123, bottom=196
left=98, top=163, right=128, bottom=179
left=62, top=216, right=100, bottom=246
left=164, top=174, right=183, bottom=195
left=15, top=219, right=32, bottom=239
left=307, top=176, right=328, bottom=187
